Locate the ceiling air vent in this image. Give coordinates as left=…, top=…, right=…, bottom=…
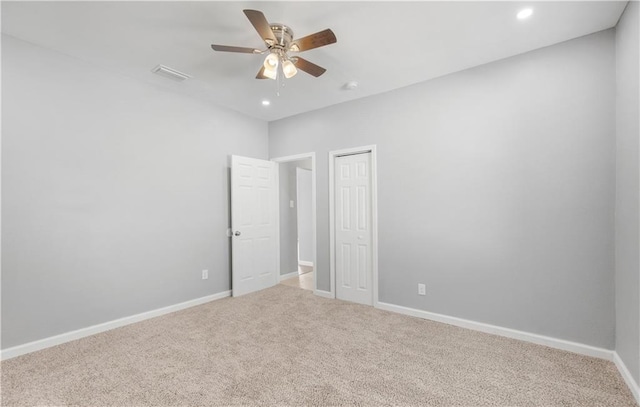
left=151, top=64, right=192, bottom=82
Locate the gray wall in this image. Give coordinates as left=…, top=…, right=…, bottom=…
left=296, top=168, right=313, bottom=264
left=269, top=30, right=616, bottom=348
left=278, top=159, right=311, bottom=275
left=278, top=161, right=298, bottom=275
left=1, top=35, right=268, bottom=348
left=615, top=1, right=640, bottom=384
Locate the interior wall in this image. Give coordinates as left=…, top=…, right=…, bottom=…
left=278, top=161, right=298, bottom=275
left=1, top=35, right=268, bottom=349
left=296, top=168, right=313, bottom=265
left=269, top=30, right=616, bottom=349
left=615, top=0, right=640, bottom=385
left=278, top=159, right=311, bottom=275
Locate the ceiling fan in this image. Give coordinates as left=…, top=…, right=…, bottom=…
left=210, top=9, right=337, bottom=80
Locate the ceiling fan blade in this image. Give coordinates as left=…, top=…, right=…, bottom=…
left=243, top=9, right=277, bottom=45
left=292, top=57, right=326, bottom=77
left=256, top=66, right=268, bottom=79
left=290, top=29, right=336, bottom=52
left=211, top=44, right=259, bottom=54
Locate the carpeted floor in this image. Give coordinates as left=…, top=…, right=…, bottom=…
left=280, top=271, right=314, bottom=291
left=1, top=285, right=636, bottom=406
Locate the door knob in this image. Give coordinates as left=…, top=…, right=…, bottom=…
left=234, top=231, right=241, bottom=236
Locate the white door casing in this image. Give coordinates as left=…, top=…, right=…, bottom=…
left=335, top=152, right=373, bottom=305
left=231, top=155, right=278, bottom=297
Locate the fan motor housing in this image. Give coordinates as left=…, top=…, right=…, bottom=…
left=269, top=24, right=294, bottom=48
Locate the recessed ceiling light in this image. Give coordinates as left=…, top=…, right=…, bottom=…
left=517, top=8, right=533, bottom=20
left=262, top=100, right=270, bottom=106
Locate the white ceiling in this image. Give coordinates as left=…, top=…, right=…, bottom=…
left=2, top=1, right=627, bottom=122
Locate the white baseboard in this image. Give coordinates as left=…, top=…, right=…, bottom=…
left=279, top=271, right=299, bottom=281
left=614, top=351, right=640, bottom=405
left=298, top=261, right=314, bottom=267
left=375, top=301, right=613, bottom=361
left=0, top=290, right=231, bottom=361
left=314, top=289, right=334, bottom=299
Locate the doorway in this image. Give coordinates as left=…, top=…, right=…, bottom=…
left=329, top=146, right=378, bottom=306
left=272, top=153, right=317, bottom=292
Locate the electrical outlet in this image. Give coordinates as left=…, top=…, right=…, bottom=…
left=418, top=283, right=426, bottom=296
left=202, top=270, right=209, bottom=280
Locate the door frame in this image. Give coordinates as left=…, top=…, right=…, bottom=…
left=271, top=152, right=317, bottom=292
left=329, top=145, right=379, bottom=306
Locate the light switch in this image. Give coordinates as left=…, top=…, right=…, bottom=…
left=290, top=200, right=295, bottom=208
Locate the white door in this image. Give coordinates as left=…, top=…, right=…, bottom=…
left=335, top=152, right=373, bottom=305
left=231, top=155, right=278, bottom=297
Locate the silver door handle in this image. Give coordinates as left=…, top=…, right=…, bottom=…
left=234, top=231, right=241, bottom=236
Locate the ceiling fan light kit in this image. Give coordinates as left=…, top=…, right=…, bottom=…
left=264, top=52, right=279, bottom=69
left=282, top=59, right=297, bottom=79
left=263, top=52, right=279, bottom=79
left=210, top=9, right=336, bottom=81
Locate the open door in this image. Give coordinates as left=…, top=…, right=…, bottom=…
left=231, top=155, right=278, bottom=297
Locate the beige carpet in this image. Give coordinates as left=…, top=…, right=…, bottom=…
left=1, top=285, right=636, bottom=406
left=280, top=271, right=314, bottom=291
